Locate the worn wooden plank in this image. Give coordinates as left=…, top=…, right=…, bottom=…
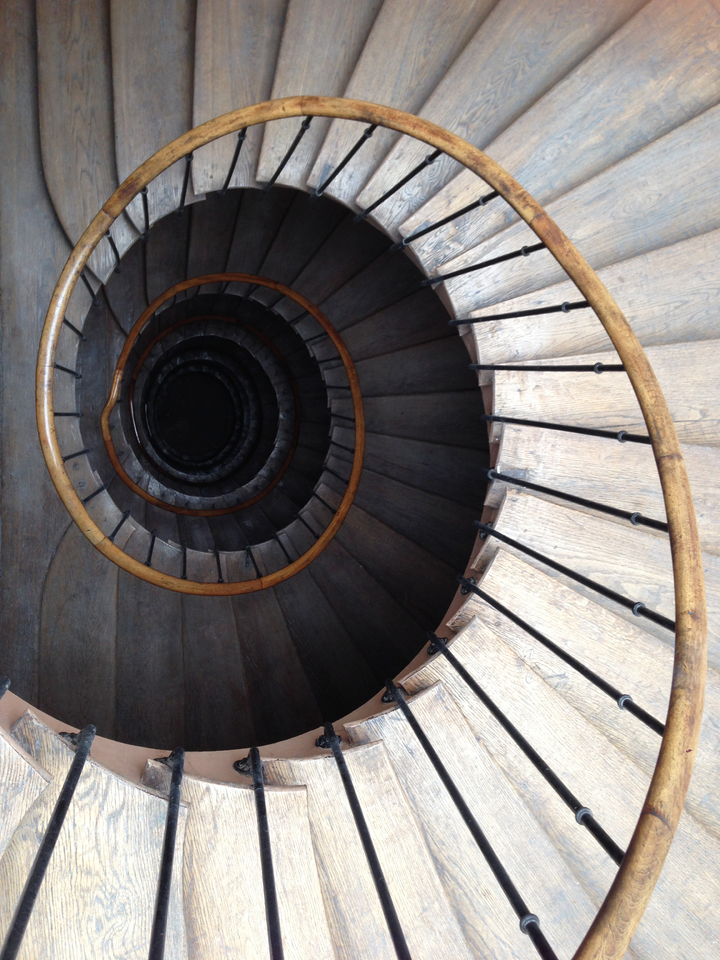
left=185, top=190, right=243, bottom=288
left=448, top=548, right=720, bottom=840
left=307, top=0, right=494, bottom=207
left=346, top=337, right=477, bottom=397
left=403, top=0, right=720, bottom=265
left=192, top=0, right=287, bottom=194
left=492, top=340, right=720, bottom=447
left=473, top=490, right=720, bottom=671
left=346, top=683, right=596, bottom=960
left=3, top=712, right=187, bottom=959
left=145, top=204, right=193, bottom=301
left=255, top=0, right=382, bottom=190
left=37, top=0, right=136, bottom=282
left=223, top=186, right=296, bottom=296
left=437, top=103, right=720, bottom=316
left=465, top=228, right=720, bottom=367
left=111, top=0, right=196, bottom=226
left=0, top=0, right=85, bottom=703
left=490, top=424, right=720, bottom=555
left=0, top=726, right=51, bottom=861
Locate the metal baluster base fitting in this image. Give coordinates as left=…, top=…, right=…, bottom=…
left=460, top=577, right=477, bottom=594
left=233, top=754, right=252, bottom=776
left=315, top=730, right=343, bottom=750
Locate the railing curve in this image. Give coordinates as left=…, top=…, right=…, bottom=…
left=36, top=96, right=707, bottom=958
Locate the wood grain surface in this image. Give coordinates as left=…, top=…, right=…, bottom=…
left=0, top=726, right=51, bottom=861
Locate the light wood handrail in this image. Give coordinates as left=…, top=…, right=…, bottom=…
left=36, top=97, right=707, bottom=958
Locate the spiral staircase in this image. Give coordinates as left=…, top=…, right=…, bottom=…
left=1, top=1, right=719, bottom=957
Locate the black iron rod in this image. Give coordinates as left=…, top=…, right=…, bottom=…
left=273, top=534, right=293, bottom=564
left=484, top=467, right=668, bottom=533
left=0, top=725, right=96, bottom=960
left=330, top=439, right=355, bottom=453
left=323, top=465, right=350, bottom=484
left=80, top=271, right=98, bottom=304
left=312, top=490, right=336, bottom=513
left=0, top=676, right=10, bottom=700
left=318, top=723, right=411, bottom=959
left=383, top=680, right=558, bottom=960
left=427, top=634, right=627, bottom=864
left=62, top=447, right=91, bottom=464
left=422, top=241, right=546, bottom=286
left=106, top=231, right=121, bottom=273
left=246, top=546, right=262, bottom=578
left=312, top=124, right=377, bottom=200
left=296, top=513, right=320, bottom=540
left=470, top=362, right=624, bottom=373
left=390, top=192, right=500, bottom=251
left=474, top=522, right=675, bottom=632
left=54, top=363, right=81, bottom=379
left=449, top=299, right=589, bottom=326
left=455, top=580, right=665, bottom=736
left=481, top=414, right=652, bottom=445
left=145, top=530, right=157, bottom=568
left=54, top=411, right=82, bottom=417
left=180, top=542, right=187, bottom=580
left=263, top=117, right=312, bottom=193
left=81, top=481, right=110, bottom=505
left=214, top=547, right=224, bottom=583
left=148, top=748, right=185, bottom=960
left=108, top=510, right=131, bottom=543
left=250, top=747, right=285, bottom=960
left=354, top=149, right=443, bottom=222
left=220, top=129, right=247, bottom=194
left=177, top=154, right=193, bottom=216
left=62, top=318, right=86, bottom=340
left=330, top=412, right=355, bottom=423
left=141, top=187, right=150, bottom=241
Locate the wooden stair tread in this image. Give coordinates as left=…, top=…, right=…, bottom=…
left=397, top=626, right=720, bottom=958
left=359, top=0, right=647, bottom=236
left=192, top=0, right=286, bottom=194
left=472, top=489, right=720, bottom=671
left=437, top=103, right=720, bottom=316
left=255, top=0, right=382, bottom=191
left=264, top=739, right=473, bottom=960
left=346, top=682, right=596, bottom=960
left=401, top=0, right=720, bottom=268
left=0, top=723, right=51, bottom=861
left=490, top=423, right=720, bottom=555
left=2, top=712, right=187, bottom=958
left=448, top=547, right=720, bottom=840
left=306, top=0, right=493, bottom=208
left=490, top=340, right=720, bottom=448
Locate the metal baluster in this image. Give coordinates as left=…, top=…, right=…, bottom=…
left=316, top=723, right=411, bottom=959
left=426, top=633, right=627, bottom=862
left=474, top=521, right=675, bottom=632
left=105, top=231, right=122, bottom=273
left=234, top=749, right=284, bottom=959
left=81, top=480, right=111, bottom=505
left=214, top=547, right=224, bottom=583
left=323, top=465, right=350, bottom=484
left=354, top=149, right=443, bottom=222
left=220, top=128, right=247, bottom=195
left=455, top=581, right=665, bottom=734
left=108, top=510, right=131, bottom=543
left=246, top=545, right=262, bottom=578
left=180, top=541, right=188, bottom=580
left=449, top=299, right=589, bottom=326
left=390, top=191, right=500, bottom=251
left=263, top=117, right=312, bottom=193
left=62, top=318, right=86, bottom=340
left=53, top=410, right=82, bottom=417
left=141, top=187, right=150, bottom=241
left=470, top=362, right=624, bottom=373
left=0, top=725, right=96, bottom=960
left=421, top=241, right=546, bottom=286
left=80, top=271, right=98, bottom=304
left=480, top=414, right=652, bottom=445
left=482, top=467, right=668, bottom=533
left=310, top=124, right=377, bottom=202
left=296, top=512, right=320, bottom=541
left=145, top=530, right=157, bottom=567
left=177, top=154, right=194, bottom=216
left=61, top=447, right=92, bottom=463
left=148, top=748, right=185, bottom=960
left=273, top=534, right=293, bottom=564
left=382, top=680, right=559, bottom=960
left=329, top=439, right=355, bottom=454
left=312, top=490, right=335, bottom=513
left=54, top=363, right=82, bottom=379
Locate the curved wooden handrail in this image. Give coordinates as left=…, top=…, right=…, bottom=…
left=102, top=273, right=344, bottom=516
left=36, top=96, right=706, bottom=959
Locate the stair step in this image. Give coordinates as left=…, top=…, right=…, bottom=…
left=2, top=712, right=187, bottom=958
left=490, top=423, right=720, bottom=554
left=345, top=682, right=596, bottom=959
left=224, top=186, right=296, bottom=297
left=111, top=0, right=196, bottom=226
left=191, top=0, right=286, bottom=194
left=397, top=624, right=720, bottom=958
left=471, top=489, right=720, bottom=671
left=146, top=206, right=193, bottom=300
left=437, top=102, right=720, bottom=316
left=491, top=340, right=720, bottom=448
left=0, top=719, right=51, bottom=861
left=401, top=0, right=720, bottom=268
left=264, top=739, right=473, bottom=960
left=449, top=547, right=720, bottom=840
left=185, top=190, right=243, bottom=284
left=307, top=0, right=493, bottom=208
left=255, top=0, right=382, bottom=191
left=462, top=226, right=720, bottom=365
left=144, top=759, right=335, bottom=959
